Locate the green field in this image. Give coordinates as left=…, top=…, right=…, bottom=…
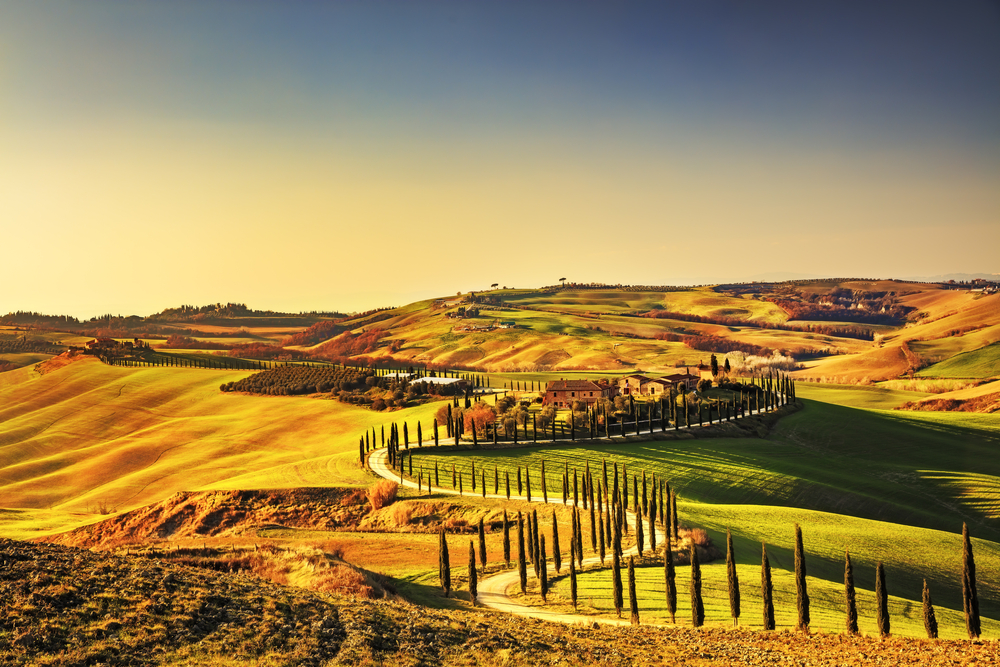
left=556, top=561, right=999, bottom=639
left=409, top=392, right=1000, bottom=627
left=916, top=341, right=1000, bottom=379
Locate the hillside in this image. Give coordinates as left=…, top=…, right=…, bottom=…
left=8, top=541, right=998, bottom=667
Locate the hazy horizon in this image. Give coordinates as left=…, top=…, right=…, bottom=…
left=2, top=1, right=998, bottom=318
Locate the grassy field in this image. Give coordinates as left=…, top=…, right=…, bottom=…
left=916, top=341, right=1000, bottom=379
left=0, top=356, right=444, bottom=538
left=556, top=561, right=999, bottom=640
left=408, top=393, right=1000, bottom=626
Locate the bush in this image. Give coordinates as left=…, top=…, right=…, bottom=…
left=365, top=480, right=398, bottom=511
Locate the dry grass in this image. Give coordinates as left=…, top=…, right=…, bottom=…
left=365, top=480, right=399, bottom=512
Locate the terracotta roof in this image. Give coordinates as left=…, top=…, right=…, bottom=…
left=546, top=380, right=605, bottom=391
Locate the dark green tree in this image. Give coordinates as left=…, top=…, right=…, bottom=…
left=540, top=534, right=549, bottom=602
left=844, top=549, right=859, bottom=635
left=468, top=541, right=478, bottom=605
left=628, top=555, right=640, bottom=626
left=569, top=539, right=578, bottom=609
left=552, top=512, right=562, bottom=574
left=502, top=510, right=511, bottom=565
left=690, top=545, right=704, bottom=628
left=762, top=543, right=775, bottom=631
left=726, top=528, right=740, bottom=627
left=963, top=522, right=981, bottom=639
left=439, top=528, right=451, bottom=597
left=612, top=551, right=623, bottom=618
left=923, top=578, right=939, bottom=639
left=875, top=561, right=890, bottom=638
left=517, top=512, right=527, bottom=594
left=478, top=517, right=487, bottom=574
left=635, top=508, right=644, bottom=555
left=665, top=531, right=677, bottom=624
left=794, top=523, right=810, bottom=633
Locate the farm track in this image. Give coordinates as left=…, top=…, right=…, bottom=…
left=369, top=443, right=670, bottom=627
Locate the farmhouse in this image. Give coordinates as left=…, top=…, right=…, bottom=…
left=617, top=374, right=649, bottom=395
left=543, top=379, right=615, bottom=407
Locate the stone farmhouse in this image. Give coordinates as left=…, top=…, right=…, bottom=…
left=543, top=379, right=616, bottom=407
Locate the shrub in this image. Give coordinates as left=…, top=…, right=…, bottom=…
left=365, top=480, right=398, bottom=511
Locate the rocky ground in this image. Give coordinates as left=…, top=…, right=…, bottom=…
left=3, top=539, right=998, bottom=666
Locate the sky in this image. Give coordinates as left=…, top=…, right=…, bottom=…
left=1, top=0, right=998, bottom=318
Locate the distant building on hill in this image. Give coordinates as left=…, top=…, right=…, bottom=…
left=543, top=379, right=615, bottom=407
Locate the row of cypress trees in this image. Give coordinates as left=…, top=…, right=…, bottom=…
left=437, top=484, right=983, bottom=639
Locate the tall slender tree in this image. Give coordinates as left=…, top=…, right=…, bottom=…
left=761, top=543, right=775, bottom=631
left=635, top=508, right=645, bottom=555
left=552, top=512, right=562, bottom=574
left=612, top=551, right=623, bottom=618
left=962, top=522, right=981, bottom=639
left=726, top=528, right=740, bottom=627
left=517, top=512, right=527, bottom=594
left=439, top=529, right=451, bottom=597
left=468, top=541, right=478, bottom=605
left=794, top=523, right=810, bottom=633
left=478, top=517, right=487, bottom=574
left=569, top=538, right=579, bottom=609
left=539, top=534, right=549, bottom=602
left=502, top=510, right=511, bottom=566
left=875, top=561, right=890, bottom=638
left=629, top=555, right=640, bottom=625
left=844, top=549, right=859, bottom=635
left=665, top=531, right=677, bottom=624
left=923, top=578, right=939, bottom=639
left=690, top=545, right=704, bottom=628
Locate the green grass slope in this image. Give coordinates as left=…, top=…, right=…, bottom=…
left=916, top=341, right=1000, bottom=379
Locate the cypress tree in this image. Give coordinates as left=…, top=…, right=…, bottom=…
left=494, top=465, right=499, bottom=495
left=690, top=545, right=704, bottom=628
left=875, top=561, right=890, bottom=638
left=794, top=523, right=810, bottom=633
left=552, top=512, right=562, bottom=574
left=599, top=505, right=606, bottom=565
left=526, top=466, right=532, bottom=502
left=541, top=459, right=548, bottom=504
left=468, top=541, right=478, bottom=605
left=569, top=540, right=578, bottom=609
left=635, top=509, right=644, bottom=555
left=434, top=418, right=439, bottom=445
left=435, top=462, right=440, bottom=488
left=532, top=509, right=541, bottom=579
left=540, top=534, right=549, bottom=602
left=844, top=549, right=859, bottom=635
left=575, top=508, right=584, bottom=565
left=962, top=522, right=981, bottom=639
left=478, top=517, right=487, bottom=574
left=726, top=528, right=740, bottom=627
left=481, top=470, right=486, bottom=498
left=923, top=578, right=938, bottom=639
left=503, top=510, right=511, bottom=565
left=417, top=422, right=422, bottom=447
left=628, top=555, right=640, bottom=625
left=589, top=496, right=597, bottom=554
left=670, top=489, right=679, bottom=541
left=761, top=543, right=775, bottom=631
left=505, top=471, right=511, bottom=500
left=648, top=491, right=657, bottom=552
left=471, top=461, right=476, bottom=490
left=517, top=467, right=523, bottom=495
left=612, top=551, right=623, bottom=618
left=517, top=512, right=527, bottom=594
left=665, top=531, right=677, bottom=624
left=439, top=528, right=451, bottom=597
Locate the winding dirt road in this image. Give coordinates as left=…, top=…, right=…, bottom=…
left=368, top=446, right=667, bottom=626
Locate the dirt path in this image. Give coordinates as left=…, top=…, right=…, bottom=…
left=369, top=447, right=667, bottom=627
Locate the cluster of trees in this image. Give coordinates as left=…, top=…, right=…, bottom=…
left=312, top=330, right=388, bottom=359
left=0, top=336, right=62, bottom=355
left=221, top=366, right=369, bottom=396
left=0, top=312, right=81, bottom=327
left=280, top=320, right=344, bottom=347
